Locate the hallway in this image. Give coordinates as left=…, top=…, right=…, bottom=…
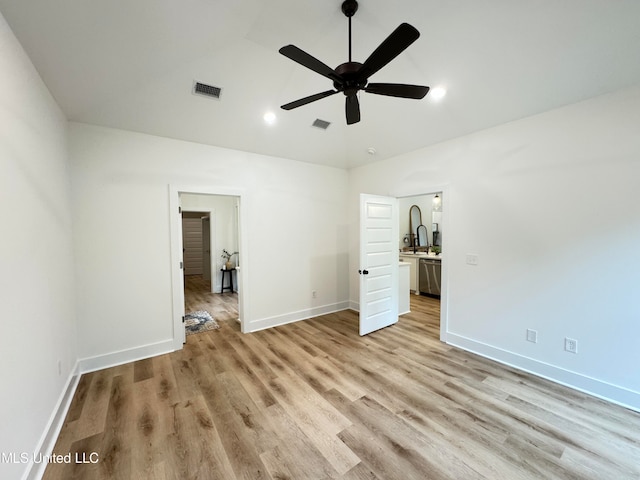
left=184, top=274, right=238, bottom=324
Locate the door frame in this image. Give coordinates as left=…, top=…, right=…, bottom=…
left=393, top=184, right=449, bottom=343
left=169, top=185, right=249, bottom=350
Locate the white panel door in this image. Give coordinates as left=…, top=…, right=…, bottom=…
left=359, top=194, right=399, bottom=336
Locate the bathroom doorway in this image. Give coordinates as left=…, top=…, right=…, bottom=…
left=397, top=187, right=448, bottom=343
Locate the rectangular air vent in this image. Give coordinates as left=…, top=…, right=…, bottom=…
left=193, top=81, right=222, bottom=99
left=312, top=118, right=331, bottom=130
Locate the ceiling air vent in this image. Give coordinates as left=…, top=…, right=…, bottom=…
left=193, top=81, right=222, bottom=99
left=312, top=118, right=331, bottom=130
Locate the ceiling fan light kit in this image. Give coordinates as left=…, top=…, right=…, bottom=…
left=279, top=0, right=429, bottom=125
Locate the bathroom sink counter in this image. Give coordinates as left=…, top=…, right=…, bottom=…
left=399, top=252, right=442, bottom=261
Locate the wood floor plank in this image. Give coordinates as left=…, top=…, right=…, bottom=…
left=43, top=290, right=640, bottom=479
left=169, top=342, right=206, bottom=402
left=65, top=373, right=92, bottom=422
left=97, top=375, right=133, bottom=479
left=130, top=377, right=171, bottom=478
left=199, top=327, right=278, bottom=409
left=262, top=326, right=367, bottom=401
left=239, top=331, right=360, bottom=474
left=260, top=403, right=341, bottom=479
left=72, top=369, right=112, bottom=441
left=242, top=330, right=354, bottom=435
left=133, top=358, right=154, bottom=383
left=265, top=375, right=360, bottom=475
left=166, top=394, right=236, bottom=480
left=185, top=358, right=271, bottom=480
left=152, top=353, right=181, bottom=405
left=338, top=392, right=483, bottom=480
left=341, top=462, right=383, bottom=480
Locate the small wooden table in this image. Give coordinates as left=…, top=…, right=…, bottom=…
left=220, top=268, right=235, bottom=293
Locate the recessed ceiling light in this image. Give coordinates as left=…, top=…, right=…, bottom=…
left=430, top=86, right=447, bottom=101
left=263, top=111, right=277, bottom=125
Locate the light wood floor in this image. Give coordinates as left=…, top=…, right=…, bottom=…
left=44, top=295, right=640, bottom=479
left=184, top=274, right=238, bottom=323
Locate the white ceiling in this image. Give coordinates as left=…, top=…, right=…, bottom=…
left=2, top=0, right=640, bottom=168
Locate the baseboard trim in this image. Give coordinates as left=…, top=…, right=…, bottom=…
left=246, top=301, right=350, bottom=332
left=446, top=332, right=640, bottom=413
left=78, top=339, right=175, bottom=374
left=23, top=361, right=81, bottom=480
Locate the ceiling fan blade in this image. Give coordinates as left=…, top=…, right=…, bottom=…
left=364, top=83, right=429, bottom=99
left=281, top=90, right=338, bottom=110
left=357, top=23, right=420, bottom=81
left=345, top=94, right=360, bottom=125
left=279, top=45, right=344, bottom=84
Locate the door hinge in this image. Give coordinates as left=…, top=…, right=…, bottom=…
left=182, top=316, right=185, bottom=324
left=180, top=261, right=183, bottom=270
left=178, top=206, right=182, bottom=214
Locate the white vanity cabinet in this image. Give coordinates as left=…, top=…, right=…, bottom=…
left=399, top=262, right=410, bottom=315
left=399, top=254, right=420, bottom=294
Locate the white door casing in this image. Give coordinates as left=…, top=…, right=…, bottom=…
left=173, top=204, right=187, bottom=345
left=359, top=193, right=399, bottom=336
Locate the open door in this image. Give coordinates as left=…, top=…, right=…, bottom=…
left=359, top=193, right=399, bottom=335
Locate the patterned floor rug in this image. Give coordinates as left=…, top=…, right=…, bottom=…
left=184, top=310, right=219, bottom=335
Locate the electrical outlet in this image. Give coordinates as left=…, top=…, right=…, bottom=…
left=466, top=254, right=479, bottom=266
left=312, top=290, right=317, bottom=298
left=565, top=337, right=578, bottom=354
left=526, top=329, right=538, bottom=343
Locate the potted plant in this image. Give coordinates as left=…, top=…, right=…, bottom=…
left=221, top=249, right=238, bottom=270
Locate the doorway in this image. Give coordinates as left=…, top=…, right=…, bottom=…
left=181, top=206, right=239, bottom=327
left=169, top=186, right=248, bottom=349
left=397, top=188, right=448, bottom=343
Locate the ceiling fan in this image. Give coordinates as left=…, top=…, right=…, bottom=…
left=279, top=0, right=429, bottom=125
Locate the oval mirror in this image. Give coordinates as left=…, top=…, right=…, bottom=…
left=409, top=205, right=422, bottom=246
left=417, top=224, right=428, bottom=247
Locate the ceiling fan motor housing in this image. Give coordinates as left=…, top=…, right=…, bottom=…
left=334, top=62, right=366, bottom=95
left=341, top=0, right=358, bottom=17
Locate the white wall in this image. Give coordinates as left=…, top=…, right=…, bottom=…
left=70, top=122, right=350, bottom=365
left=350, top=84, right=640, bottom=411
left=0, top=13, right=78, bottom=480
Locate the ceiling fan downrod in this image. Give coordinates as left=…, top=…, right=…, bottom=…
left=341, top=0, right=358, bottom=62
